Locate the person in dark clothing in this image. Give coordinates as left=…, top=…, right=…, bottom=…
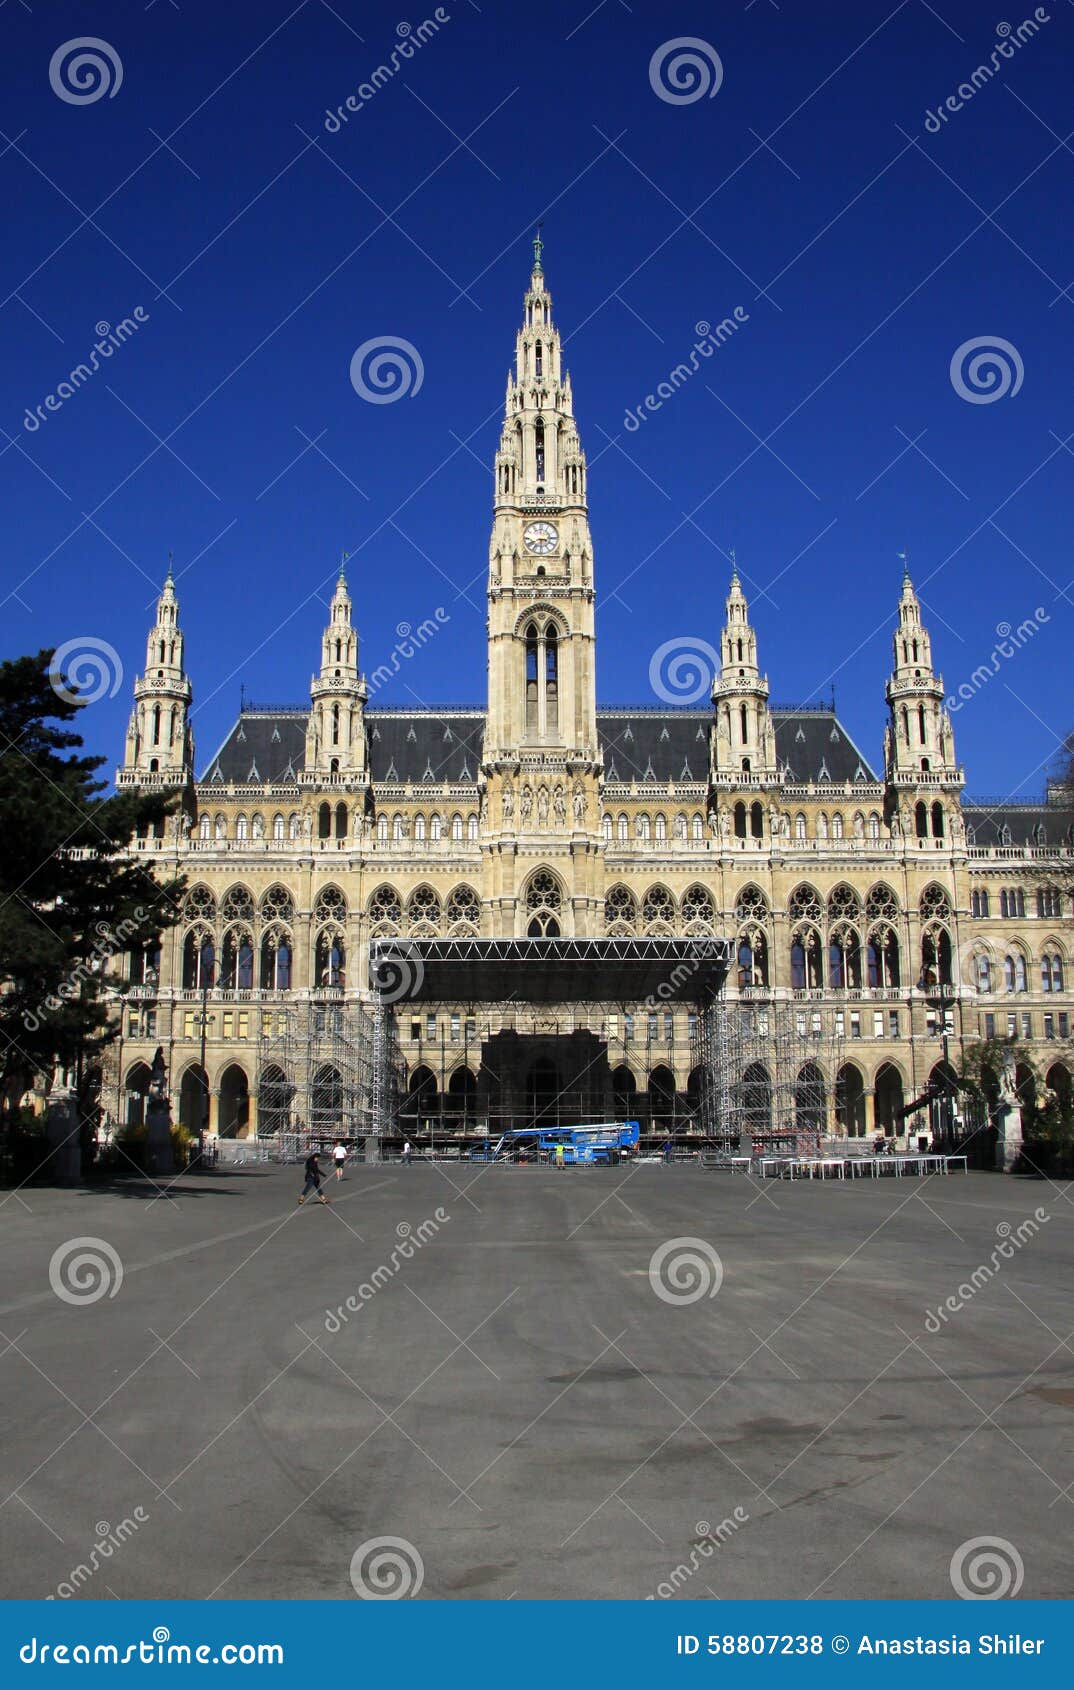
left=298, top=1151, right=329, bottom=1205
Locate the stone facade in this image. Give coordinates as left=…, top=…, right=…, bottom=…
left=109, top=247, right=1074, bottom=1142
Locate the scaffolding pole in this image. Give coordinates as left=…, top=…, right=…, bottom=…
left=255, top=996, right=403, bottom=1155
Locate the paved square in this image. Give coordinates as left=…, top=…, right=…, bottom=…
left=1, top=1164, right=1071, bottom=1600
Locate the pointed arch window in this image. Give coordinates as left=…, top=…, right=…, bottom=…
left=525, top=623, right=539, bottom=735
left=545, top=626, right=558, bottom=734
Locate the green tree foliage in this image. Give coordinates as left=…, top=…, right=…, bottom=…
left=0, top=650, right=184, bottom=1092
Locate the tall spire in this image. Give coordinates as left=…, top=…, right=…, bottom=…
left=532, top=221, right=544, bottom=275
left=303, top=557, right=367, bottom=781
left=118, top=564, right=193, bottom=785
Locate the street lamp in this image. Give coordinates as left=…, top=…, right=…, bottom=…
left=193, top=979, right=215, bottom=1162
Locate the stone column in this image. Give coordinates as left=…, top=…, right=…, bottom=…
left=995, top=1100, right=1023, bottom=1173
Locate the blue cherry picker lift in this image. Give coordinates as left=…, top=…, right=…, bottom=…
left=470, top=1120, right=640, bottom=1165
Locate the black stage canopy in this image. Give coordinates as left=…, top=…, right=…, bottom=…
left=368, top=934, right=733, bottom=1006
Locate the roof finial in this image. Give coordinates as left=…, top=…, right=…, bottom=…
left=897, top=547, right=911, bottom=588
left=729, top=545, right=739, bottom=588
left=164, top=549, right=174, bottom=588
left=533, top=220, right=544, bottom=274
left=338, top=548, right=349, bottom=586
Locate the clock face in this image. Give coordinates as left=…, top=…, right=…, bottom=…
left=523, top=520, right=558, bottom=556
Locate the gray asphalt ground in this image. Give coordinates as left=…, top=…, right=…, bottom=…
left=1, top=1161, right=1071, bottom=1602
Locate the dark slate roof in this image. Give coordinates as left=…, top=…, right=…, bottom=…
left=367, top=711, right=484, bottom=784
left=962, top=800, right=1074, bottom=849
left=773, top=710, right=877, bottom=784
left=202, top=710, right=307, bottom=785
left=598, top=709, right=711, bottom=784
left=199, top=704, right=877, bottom=786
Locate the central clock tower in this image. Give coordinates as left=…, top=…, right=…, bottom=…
left=482, top=235, right=603, bottom=922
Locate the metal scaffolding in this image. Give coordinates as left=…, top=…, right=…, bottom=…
left=255, top=996, right=403, bottom=1150
left=707, top=998, right=846, bottom=1150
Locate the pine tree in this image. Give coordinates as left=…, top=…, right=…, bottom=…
left=0, top=650, right=184, bottom=1095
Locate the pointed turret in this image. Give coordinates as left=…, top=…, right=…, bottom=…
left=712, top=562, right=776, bottom=782
left=303, top=558, right=368, bottom=780
left=118, top=563, right=194, bottom=785
left=883, top=562, right=963, bottom=829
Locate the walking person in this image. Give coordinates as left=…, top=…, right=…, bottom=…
left=402, top=1139, right=413, bottom=1165
left=332, top=1139, right=347, bottom=1182
left=298, top=1150, right=330, bottom=1205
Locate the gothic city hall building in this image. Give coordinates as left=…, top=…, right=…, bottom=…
left=111, top=247, right=1074, bottom=1153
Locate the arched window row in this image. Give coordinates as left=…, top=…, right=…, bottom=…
left=792, top=811, right=882, bottom=842
left=366, top=883, right=482, bottom=937
left=373, top=811, right=479, bottom=844
left=601, top=811, right=706, bottom=842
left=196, top=811, right=302, bottom=842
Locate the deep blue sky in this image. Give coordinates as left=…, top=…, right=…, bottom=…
left=2, top=0, right=1072, bottom=798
